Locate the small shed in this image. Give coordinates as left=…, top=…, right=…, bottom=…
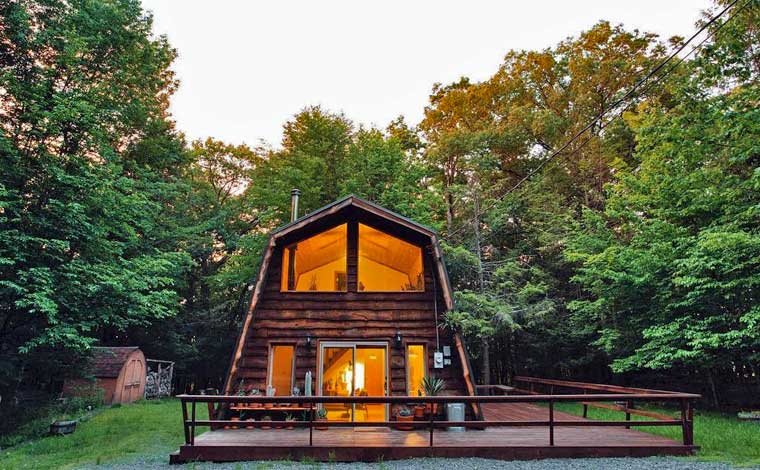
left=63, top=346, right=146, bottom=404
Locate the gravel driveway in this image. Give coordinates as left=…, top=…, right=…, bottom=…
left=77, top=453, right=744, bottom=470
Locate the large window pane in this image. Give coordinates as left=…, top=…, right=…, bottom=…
left=407, top=344, right=426, bottom=396
left=358, top=224, right=423, bottom=291
left=268, top=345, right=294, bottom=396
left=281, top=224, right=348, bottom=291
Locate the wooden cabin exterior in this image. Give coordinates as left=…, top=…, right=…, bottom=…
left=223, top=195, right=478, bottom=422
left=172, top=195, right=699, bottom=463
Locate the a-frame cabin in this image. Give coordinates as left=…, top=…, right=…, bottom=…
left=223, top=193, right=479, bottom=422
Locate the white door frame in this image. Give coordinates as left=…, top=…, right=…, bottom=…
left=317, top=341, right=389, bottom=421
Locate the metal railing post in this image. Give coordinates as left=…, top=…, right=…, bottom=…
left=625, top=400, right=632, bottom=429
left=549, top=399, right=555, bottom=446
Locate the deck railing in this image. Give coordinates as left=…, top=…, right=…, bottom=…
left=177, top=388, right=699, bottom=449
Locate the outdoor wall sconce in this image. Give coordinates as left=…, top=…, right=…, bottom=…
left=305, top=334, right=312, bottom=350
left=394, top=330, right=403, bottom=348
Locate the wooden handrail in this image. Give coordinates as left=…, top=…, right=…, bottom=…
left=513, top=376, right=681, bottom=395
left=177, top=392, right=699, bottom=403
left=178, top=390, right=698, bottom=449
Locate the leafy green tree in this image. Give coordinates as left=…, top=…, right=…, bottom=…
left=567, top=1, right=759, bottom=403
left=0, top=0, right=191, bottom=400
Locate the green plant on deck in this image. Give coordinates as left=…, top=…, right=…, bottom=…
left=397, top=406, right=412, bottom=417
left=316, top=407, right=328, bottom=419
left=422, top=376, right=445, bottom=396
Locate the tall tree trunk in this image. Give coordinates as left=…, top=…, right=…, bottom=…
left=481, top=339, right=491, bottom=385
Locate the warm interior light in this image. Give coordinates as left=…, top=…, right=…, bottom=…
left=407, top=344, right=426, bottom=396
left=281, top=224, right=348, bottom=291
left=358, top=224, right=424, bottom=291
left=269, top=345, right=294, bottom=396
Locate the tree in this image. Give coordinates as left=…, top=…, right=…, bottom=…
left=0, top=0, right=191, bottom=403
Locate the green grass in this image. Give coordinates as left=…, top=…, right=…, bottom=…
left=2, top=398, right=758, bottom=469
left=554, top=402, right=760, bottom=467
left=0, top=399, right=183, bottom=470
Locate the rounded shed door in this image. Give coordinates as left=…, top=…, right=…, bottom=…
left=123, top=359, right=144, bottom=403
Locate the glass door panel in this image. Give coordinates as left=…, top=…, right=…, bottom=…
left=354, top=346, right=387, bottom=422
left=320, top=346, right=353, bottom=421
left=319, top=342, right=388, bottom=423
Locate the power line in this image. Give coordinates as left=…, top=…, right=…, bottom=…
left=442, top=0, right=750, bottom=243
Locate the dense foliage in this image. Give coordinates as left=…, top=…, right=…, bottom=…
left=0, top=0, right=757, bottom=430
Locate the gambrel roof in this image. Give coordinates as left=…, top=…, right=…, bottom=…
left=223, top=195, right=472, bottom=396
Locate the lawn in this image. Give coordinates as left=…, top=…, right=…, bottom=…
left=1, top=399, right=757, bottom=469
left=0, top=399, right=184, bottom=470
left=554, top=402, right=760, bottom=467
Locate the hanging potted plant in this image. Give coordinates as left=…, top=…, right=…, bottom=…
left=315, top=407, right=329, bottom=430
left=395, top=406, right=414, bottom=431
left=422, top=376, right=445, bottom=415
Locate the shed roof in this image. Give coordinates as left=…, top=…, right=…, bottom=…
left=90, top=346, right=141, bottom=378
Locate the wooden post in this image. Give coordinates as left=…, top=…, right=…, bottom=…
left=181, top=399, right=190, bottom=445
left=429, top=398, right=435, bottom=447
left=190, top=400, right=196, bottom=446
left=680, top=399, right=688, bottom=446
left=309, top=402, right=313, bottom=447
left=549, top=399, right=554, bottom=446
left=625, top=400, right=632, bottom=429
left=683, top=399, right=694, bottom=446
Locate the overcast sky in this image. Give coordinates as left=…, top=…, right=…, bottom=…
left=140, top=0, right=713, bottom=148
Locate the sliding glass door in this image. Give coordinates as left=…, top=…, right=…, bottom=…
left=319, top=342, right=388, bottom=422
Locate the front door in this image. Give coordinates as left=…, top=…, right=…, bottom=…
left=319, top=342, right=388, bottom=422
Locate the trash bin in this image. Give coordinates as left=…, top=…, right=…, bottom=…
left=446, top=403, right=465, bottom=432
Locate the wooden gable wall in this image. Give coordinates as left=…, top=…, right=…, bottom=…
left=228, top=213, right=469, bottom=399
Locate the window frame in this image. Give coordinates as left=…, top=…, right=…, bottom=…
left=405, top=343, right=428, bottom=396
left=266, top=342, right=296, bottom=396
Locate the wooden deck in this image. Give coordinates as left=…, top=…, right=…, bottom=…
left=170, top=402, right=695, bottom=463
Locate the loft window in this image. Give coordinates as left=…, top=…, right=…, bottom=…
left=281, top=224, right=348, bottom=292
left=358, top=224, right=423, bottom=291
left=268, top=344, right=295, bottom=396
left=407, top=344, right=426, bottom=396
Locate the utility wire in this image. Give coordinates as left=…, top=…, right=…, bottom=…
left=441, top=0, right=750, bottom=244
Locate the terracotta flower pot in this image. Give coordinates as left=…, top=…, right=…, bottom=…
left=286, top=420, right=295, bottom=430
left=413, top=406, right=425, bottom=419
left=245, top=419, right=255, bottom=429
left=396, top=414, right=414, bottom=431
left=315, top=418, right=328, bottom=431
left=230, top=416, right=239, bottom=430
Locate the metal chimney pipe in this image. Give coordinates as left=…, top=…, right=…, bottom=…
left=290, top=189, right=301, bottom=222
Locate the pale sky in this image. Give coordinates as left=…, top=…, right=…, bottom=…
left=140, top=0, right=713, bottom=148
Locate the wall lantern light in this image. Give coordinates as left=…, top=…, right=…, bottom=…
left=394, top=330, right=403, bottom=349
left=305, top=334, right=312, bottom=350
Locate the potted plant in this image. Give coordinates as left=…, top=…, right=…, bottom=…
left=260, top=415, right=272, bottom=430
left=413, top=391, right=425, bottom=418
left=395, top=407, right=414, bottom=431
left=248, top=388, right=261, bottom=408
left=291, top=386, right=301, bottom=408
left=230, top=415, right=240, bottom=429
left=264, top=385, right=275, bottom=409
left=422, top=376, right=445, bottom=415
left=285, top=413, right=296, bottom=430
left=315, top=407, right=328, bottom=430
left=245, top=417, right=255, bottom=429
